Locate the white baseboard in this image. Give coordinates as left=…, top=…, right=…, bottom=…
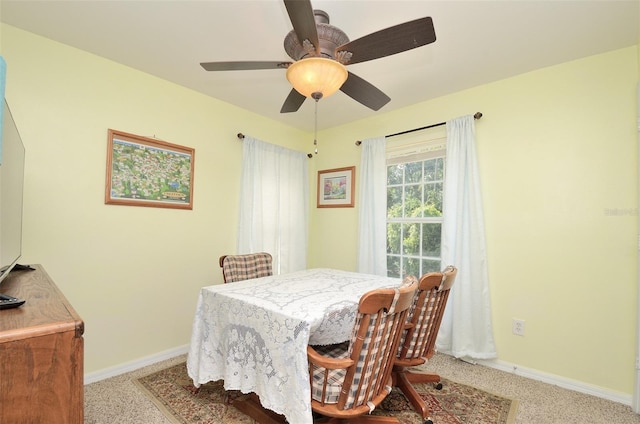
left=477, top=357, right=632, bottom=406
left=83, top=344, right=189, bottom=385
left=83, top=345, right=632, bottom=407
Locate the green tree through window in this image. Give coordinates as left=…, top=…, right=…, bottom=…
left=387, top=156, right=444, bottom=278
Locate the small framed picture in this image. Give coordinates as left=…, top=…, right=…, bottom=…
left=317, top=166, right=355, bottom=208
left=105, top=129, right=195, bottom=209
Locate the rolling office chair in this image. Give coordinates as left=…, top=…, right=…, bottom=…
left=392, top=266, right=457, bottom=424
left=307, top=276, right=418, bottom=423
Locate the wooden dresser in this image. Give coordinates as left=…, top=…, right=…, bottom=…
left=0, top=264, right=84, bottom=424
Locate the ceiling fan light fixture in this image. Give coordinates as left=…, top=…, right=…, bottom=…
left=286, top=57, right=348, bottom=99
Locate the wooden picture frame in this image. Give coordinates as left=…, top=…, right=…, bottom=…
left=105, top=129, right=195, bottom=209
left=317, top=166, right=355, bottom=208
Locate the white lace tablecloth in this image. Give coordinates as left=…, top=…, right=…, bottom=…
left=186, top=268, right=401, bottom=424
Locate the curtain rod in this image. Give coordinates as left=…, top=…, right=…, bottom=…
left=355, top=112, right=483, bottom=146
left=237, top=133, right=313, bottom=158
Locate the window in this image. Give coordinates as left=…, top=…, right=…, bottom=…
left=386, top=138, right=445, bottom=278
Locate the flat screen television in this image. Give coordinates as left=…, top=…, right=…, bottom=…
left=0, top=99, right=26, bottom=285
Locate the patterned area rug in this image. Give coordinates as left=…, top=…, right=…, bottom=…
left=135, top=362, right=518, bottom=424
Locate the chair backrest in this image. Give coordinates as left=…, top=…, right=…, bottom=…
left=309, top=276, right=417, bottom=416
left=396, top=265, right=457, bottom=366
left=219, top=252, right=273, bottom=283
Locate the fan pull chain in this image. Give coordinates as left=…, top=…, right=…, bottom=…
left=313, top=98, right=319, bottom=155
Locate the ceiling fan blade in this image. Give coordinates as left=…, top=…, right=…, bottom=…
left=340, top=72, right=390, bottom=111
left=336, top=17, right=436, bottom=65
left=200, top=61, right=291, bottom=71
left=280, top=88, right=307, bottom=113
left=283, top=0, right=319, bottom=54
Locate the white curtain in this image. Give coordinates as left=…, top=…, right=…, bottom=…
left=237, top=136, right=309, bottom=274
left=357, top=136, right=387, bottom=276
left=438, top=115, right=497, bottom=360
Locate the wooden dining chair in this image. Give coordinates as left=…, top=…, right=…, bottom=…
left=392, top=265, right=457, bottom=424
left=218, top=252, right=273, bottom=283
left=307, top=275, right=418, bottom=423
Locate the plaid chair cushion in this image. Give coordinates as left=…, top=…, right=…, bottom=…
left=397, top=274, right=425, bottom=358
left=310, top=283, right=407, bottom=410
left=310, top=342, right=350, bottom=404
left=310, top=322, right=394, bottom=410
left=399, top=295, right=437, bottom=359
left=346, top=311, right=394, bottom=408
left=221, top=252, right=273, bottom=283
left=397, top=268, right=453, bottom=359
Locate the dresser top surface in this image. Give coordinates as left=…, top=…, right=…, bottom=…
left=0, top=265, right=83, bottom=342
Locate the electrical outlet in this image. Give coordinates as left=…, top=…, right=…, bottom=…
left=512, top=319, right=525, bottom=336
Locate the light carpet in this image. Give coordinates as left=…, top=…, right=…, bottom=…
left=134, top=362, right=517, bottom=424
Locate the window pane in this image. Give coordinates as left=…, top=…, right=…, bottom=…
left=402, top=223, right=420, bottom=255
left=435, top=157, right=444, bottom=180
left=421, top=259, right=441, bottom=274
left=387, top=223, right=401, bottom=254
left=387, top=164, right=403, bottom=185
left=421, top=223, right=441, bottom=257
left=387, top=187, right=402, bottom=218
left=404, top=185, right=423, bottom=217
left=387, top=256, right=400, bottom=278
left=424, top=182, right=443, bottom=216
left=424, top=159, right=436, bottom=182
left=405, top=162, right=422, bottom=183
left=403, top=257, right=420, bottom=278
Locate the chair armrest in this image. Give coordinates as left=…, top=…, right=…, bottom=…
left=307, top=345, right=354, bottom=370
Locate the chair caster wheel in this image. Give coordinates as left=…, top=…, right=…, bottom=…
left=434, top=382, right=443, bottom=390
left=424, top=419, right=434, bottom=424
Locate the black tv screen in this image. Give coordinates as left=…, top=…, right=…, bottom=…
left=0, top=99, right=25, bottom=284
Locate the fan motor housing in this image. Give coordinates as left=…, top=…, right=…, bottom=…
left=284, top=10, right=350, bottom=62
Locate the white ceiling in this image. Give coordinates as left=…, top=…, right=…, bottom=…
left=1, top=0, right=638, bottom=132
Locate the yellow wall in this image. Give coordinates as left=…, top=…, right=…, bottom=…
left=309, top=47, right=638, bottom=395
left=2, top=22, right=638, bottom=398
left=0, top=24, right=309, bottom=373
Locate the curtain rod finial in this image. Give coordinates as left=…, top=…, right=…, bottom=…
left=237, top=133, right=245, bottom=139
left=474, top=112, right=483, bottom=120
left=355, top=140, right=362, bottom=146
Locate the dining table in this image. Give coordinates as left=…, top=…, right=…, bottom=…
left=186, top=268, right=401, bottom=424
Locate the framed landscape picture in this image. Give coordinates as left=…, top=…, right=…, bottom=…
left=105, top=129, right=195, bottom=209
left=317, top=166, right=355, bottom=208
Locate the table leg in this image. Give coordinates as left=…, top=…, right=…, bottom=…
left=232, top=393, right=287, bottom=424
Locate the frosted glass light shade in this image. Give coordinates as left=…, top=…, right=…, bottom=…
left=286, top=57, right=348, bottom=99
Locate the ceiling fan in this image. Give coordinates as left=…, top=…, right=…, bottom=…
left=200, top=0, right=436, bottom=114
